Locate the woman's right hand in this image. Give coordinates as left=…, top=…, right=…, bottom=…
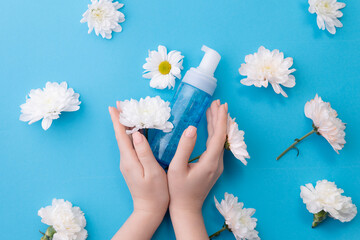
left=167, top=100, right=228, bottom=240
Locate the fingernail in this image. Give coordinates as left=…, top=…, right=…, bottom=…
left=217, top=99, right=220, bottom=106
left=225, top=102, right=228, bottom=111
left=185, top=126, right=197, bottom=138
left=116, top=101, right=121, bottom=109
left=132, top=131, right=143, bottom=144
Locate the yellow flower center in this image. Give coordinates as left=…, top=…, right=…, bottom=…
left=263, top=65, right=272, bottom=70
left=158, top=61, right=172, bottom=75
left=91, top=8, right=104, bottom=20
left=317, top=1, right=331, bottom=12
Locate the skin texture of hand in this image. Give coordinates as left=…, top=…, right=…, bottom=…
left=109, top=103, right=169, bottom=240
left=168, top=100, right=228, bottom=240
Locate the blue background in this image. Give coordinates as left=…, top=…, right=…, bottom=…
left=0, top=0, right=359, bottom=239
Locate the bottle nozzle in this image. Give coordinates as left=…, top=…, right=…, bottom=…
left=197, top=45, right=221, bottom=77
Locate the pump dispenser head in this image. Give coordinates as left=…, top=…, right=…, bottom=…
left=197, top=45, right=221, bottom=77
left=182, top=45, right=221, bottom=96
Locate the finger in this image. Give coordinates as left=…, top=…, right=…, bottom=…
left=206, top=108, right=214, bottom=138
left=206, top=100, right=219, bottom=147
left=109, top=106, right=143, bottom=176
left=211, top=100, right=220, bottom=131
left=203, top=104, right=228, bottom=162
left=170, top=126, right=197, bottom=172
left=132, top=131, right=162, bottom=176
left=109, top=107, right=134, bottom=156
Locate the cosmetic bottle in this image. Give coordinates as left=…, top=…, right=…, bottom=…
left=150, top=45, right=221, bottom=168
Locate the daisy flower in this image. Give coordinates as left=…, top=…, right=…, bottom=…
left=20, top=82, right=81, bottom=131
left=300, top=180, right=357, bottom=227
left=239, top=46, right=296, bottom=97
left=80, top=0, right=125, bottom=39
left=119, top=96, right=173, bottom=134
left=212, top=193, right=260, bottom=240
left=226, top=114, right=250, bottom=165
left=38, top=199, right=87, bottom=240
left=277, top=94, right=345, bottom=160
left=305, top=94, right=346, bottom=153
left=143, top=45, right=184, bottom=89
left=308, top=0, right=346, bottom=34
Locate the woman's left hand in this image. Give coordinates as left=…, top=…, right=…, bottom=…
left=109, top=103, right=169, bottom=240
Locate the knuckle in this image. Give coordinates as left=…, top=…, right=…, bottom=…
left=204, top=165, right=217, bottom=176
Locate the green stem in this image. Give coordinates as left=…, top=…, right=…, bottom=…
left=312, top=210, right=328, bottom=228
left=276, top=129, right=316, bottom=161
left=188, top=155, right=201, bottom=163
left=209, top=225, right=228, bottom=239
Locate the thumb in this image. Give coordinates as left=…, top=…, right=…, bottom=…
left=170, top=126, right=197, bottom=172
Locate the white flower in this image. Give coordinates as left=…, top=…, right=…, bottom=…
left=300, top=180, right=357, bottom=222
left=239, top=46, right=296, bottom=98
left=80, top=0, right=125, bottom=39
left=226, top=114, right=250, bottom=165
left=38, top=199, right=88, bottom=240
left=20, top=82, right=81, bottom=131
left=119, top=96, right=173, bottom=134
left=215, top=193, right=260, bottom=240
left=308, top=0, right=346, bottom=34
left=143, top=45, right=184, bottom=89
left=304, top=94, right=346, bottom=153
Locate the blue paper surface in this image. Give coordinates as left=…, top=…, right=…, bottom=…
left=0, top=0, right=359, bottom=239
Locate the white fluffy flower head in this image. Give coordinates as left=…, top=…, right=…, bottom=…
left=143, top=45, right=184, bottom=89
left=119, top=96, right=173, bottom=134
left=239, top=46, right=296, bottom=97
left=215, top=193, right=260, bottom=240
left=20, top=82, right=81, bottom=130
left=226, top=114, right=250, bottom=165
left=81, top=0, right=125, bottom=39
left=300, top=180, right=357, bottom=222
left=304, top=94, right=346, bottom=153
left=308, top=0, right=345, bottom=34
left=38, top=199, right=87, bottom=240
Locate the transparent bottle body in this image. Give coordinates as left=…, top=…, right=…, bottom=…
left=150, top=82, right=212, bottom=168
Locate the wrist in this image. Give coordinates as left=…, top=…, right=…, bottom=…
left=169, top=205, right=202, bottom=219
left=169, top=206, right=208, bottom=240
left=133, top=208, right=166, bottom=223
left=169, top=201, right=202, bottom=215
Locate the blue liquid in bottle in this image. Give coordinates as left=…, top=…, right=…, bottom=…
left=150, top=46, right=221, bottom=168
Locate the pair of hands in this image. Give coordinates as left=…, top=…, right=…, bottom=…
left=109, top=100, right=228, bottom=240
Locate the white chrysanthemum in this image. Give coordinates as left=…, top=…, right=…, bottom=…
left=143, top=45, right=184, bottom=89
left=226, top=114, right=250, bottom=165
left=300, top=180, right=357, bottom=222
left=215, top=193, right=260, bottom=240
left=119, top=96, right=173, bottom=134
left=38, top=199, right=88, bottom=240
left=304, top=94, right=346, bottom=153
left=80, top=0, right=125, bottom=39
left=20, top=82, right=81, bottom=131
left=308, top=0, right=345, bottom=34
left=239, top=46, right=296, bottom=98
